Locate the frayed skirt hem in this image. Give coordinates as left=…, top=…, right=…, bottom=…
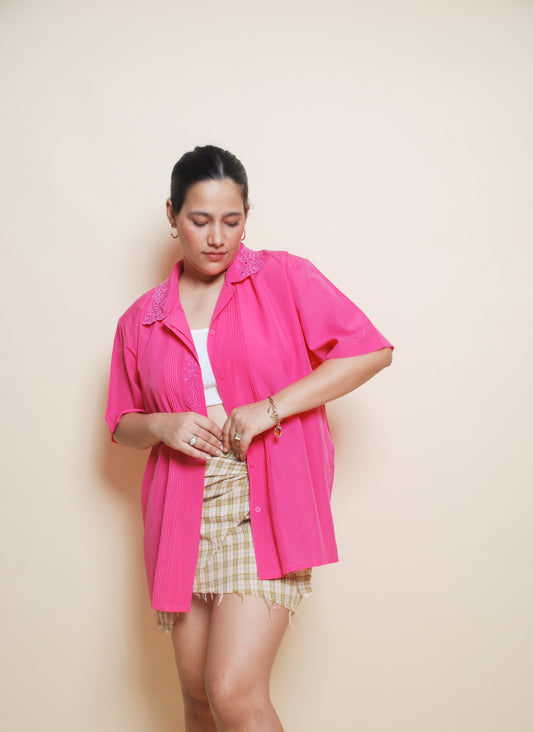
left=154, top=589, right=312, bottom=634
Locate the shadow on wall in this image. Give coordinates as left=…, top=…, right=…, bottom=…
left=97, top=389, right=186, bottom=731
left=97, top=239, right=187, bottom=730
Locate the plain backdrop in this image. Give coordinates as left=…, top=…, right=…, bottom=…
left=1, top=1, right=532, bottom=730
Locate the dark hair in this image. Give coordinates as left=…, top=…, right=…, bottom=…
left=169, top=145, right=249, bottom=214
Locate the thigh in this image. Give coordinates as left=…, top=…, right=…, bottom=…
left=205, top=594, right=289, bottom=693
left=171, top=594, right=214, bottom=700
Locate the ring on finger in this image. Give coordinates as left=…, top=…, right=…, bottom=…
left=188, top=434, right=198, bottom=447
left=234, top=432, right=242, bottom=442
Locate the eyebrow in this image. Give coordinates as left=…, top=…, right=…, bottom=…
left=188, top=210, right=243, bottom=217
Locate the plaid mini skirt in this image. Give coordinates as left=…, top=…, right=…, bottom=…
left=154, top=449, right=312, bottom=633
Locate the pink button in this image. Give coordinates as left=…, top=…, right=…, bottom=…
left=254, top=506, right=261, bottom=513
left=219, top=374, right=225, bottom=380
left=209, top=329, right=215, bottom=336
left=248, top=460, right=254, bottom=467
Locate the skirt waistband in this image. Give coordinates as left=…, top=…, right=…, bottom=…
left=205, top=449, right=249, bottom=483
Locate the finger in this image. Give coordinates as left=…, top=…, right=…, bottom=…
left=232, top=438, right=242, bottom=460
left=181, top=439, right=222, bottom=461
left=235, top=433, right=252, bottom=461
left=194, top=415, right=223, bottom=441
left=221, top=419, right=232, bottom=453
left=193, top=425, right=224, bottom=452
left=185, top=434, right=223, bottom=458
left=231, top=429, right=248, bottom=461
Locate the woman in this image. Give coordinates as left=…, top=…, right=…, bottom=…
left=106, top=145, right=393, bottom=731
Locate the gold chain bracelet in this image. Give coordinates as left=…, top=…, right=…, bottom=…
left=267, top=396, right=282, bottom=437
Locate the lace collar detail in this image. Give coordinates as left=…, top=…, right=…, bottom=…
left=142, top=278, right=170, bottom=325
left=229, top=245, right=264, bottom=281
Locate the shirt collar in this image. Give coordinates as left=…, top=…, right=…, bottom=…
left=141, top=244, right=264, bottom=325
left=226, top=243, right=265, bottom=283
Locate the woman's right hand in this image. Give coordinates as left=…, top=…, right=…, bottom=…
left=155, top=411, right=224, bottom=461
left=113, top=411, right=224, bottom=461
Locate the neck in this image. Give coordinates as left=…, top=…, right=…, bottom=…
left=178, top=265, right=227, bottom=329
left=180, top=263, right=227, bottom=289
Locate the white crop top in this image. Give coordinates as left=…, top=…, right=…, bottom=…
left=190, top=328, right=223, bottom=407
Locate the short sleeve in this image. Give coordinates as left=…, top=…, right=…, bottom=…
left=288, top=256, right=393, bottom=366
left=105, top=317, right=146, bottom=441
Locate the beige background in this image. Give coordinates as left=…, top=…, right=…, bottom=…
left=1, top=0, right=532, bottom=730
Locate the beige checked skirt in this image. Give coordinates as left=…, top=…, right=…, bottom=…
left=154, top=449, right=312, bottom=633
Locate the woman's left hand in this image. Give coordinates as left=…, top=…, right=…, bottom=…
left=222, top=399, right=273, bottom=460
left=222, top=349, right=393, bottom=460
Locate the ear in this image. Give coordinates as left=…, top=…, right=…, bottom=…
left=166, top=198, right=177, bottom=226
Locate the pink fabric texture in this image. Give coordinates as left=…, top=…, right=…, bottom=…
left=106, top=245, right=393, bottom=612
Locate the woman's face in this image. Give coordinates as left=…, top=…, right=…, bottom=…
left=167, top=178, right=247, bottom=284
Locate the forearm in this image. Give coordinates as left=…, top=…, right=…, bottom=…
left=221, top=348, right=392, bottom=458
left=113, top=410, right=225, bottom=460
left=113, top=412, right=166, bottom=450
left=273, top=348, right=393, bottom=421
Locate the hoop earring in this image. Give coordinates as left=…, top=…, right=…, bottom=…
left=170, top=228, right=179, bottom=239
left=242, top=228, right=246, bottom=241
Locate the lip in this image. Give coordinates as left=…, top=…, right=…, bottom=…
left=203, top=252, right=227, bottom=261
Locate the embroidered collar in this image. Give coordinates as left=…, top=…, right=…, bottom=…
left=227, top=244, right=264, bottom=283
left=142, top=245, right=264, bottom=325
left=142, top=278, right=171, bottom=325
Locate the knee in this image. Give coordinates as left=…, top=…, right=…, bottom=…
left=178, top=660, right=208, bottom=703
left=182, top=686, right=212, bottom=724
left=178, top=667, right=210, bottom=715
left=205, top=669, right=268, bottom=726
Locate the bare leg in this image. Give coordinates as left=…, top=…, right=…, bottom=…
left=171, top=595, right=218, bottom=732
left=205, top=594, right=289, bottom=731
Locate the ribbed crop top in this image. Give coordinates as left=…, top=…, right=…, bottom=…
left=190, top=328, right=223, bottom=406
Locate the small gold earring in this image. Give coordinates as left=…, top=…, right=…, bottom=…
left=170, top=227, right=179, bottom=239
left=242, top=228, right=246, bottom=241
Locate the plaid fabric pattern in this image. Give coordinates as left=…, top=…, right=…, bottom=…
left=154, top=450, right=312, bottom=633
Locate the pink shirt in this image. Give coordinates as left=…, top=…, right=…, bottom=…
left=106, top=245, right=393, bottom=612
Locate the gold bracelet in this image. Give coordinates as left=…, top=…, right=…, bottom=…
left=267, top=396, right=282, bottom=437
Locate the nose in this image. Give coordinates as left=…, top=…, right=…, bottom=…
left=207, top=222, right=224, bottom=248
